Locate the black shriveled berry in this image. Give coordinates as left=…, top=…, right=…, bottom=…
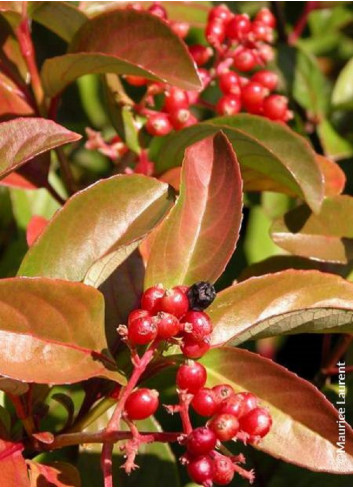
left=187, top=282, right=216, bottom=311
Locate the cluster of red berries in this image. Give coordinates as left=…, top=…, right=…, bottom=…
left=177, top=361, right=272, bottom=486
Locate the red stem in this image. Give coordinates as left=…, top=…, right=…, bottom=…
left=178, top=392, right=193, bottom=435
left=289, top=1, right=318, bottom=45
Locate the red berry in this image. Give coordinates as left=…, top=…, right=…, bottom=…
left=159, top=286, right=190, bottom=318
left=155, top=312, right=180, bottom=339
left=128, top=316, right=157, bottom=345
left=239, top=407, right=272, bottom=438
left=226, top=14, right=251, bottom=40
left=170, top=21, right=189, bottom=39
left=206, top=19, right=226, bottom=46
left=212, top=454, right=235, bottom=486
left=251, top=70, right=278, bottom=91
left=186, top=427, right=217, bottom=456
left=218, top=392, right=246, bottom=417
left=239, top=392, right=258, bottom=417
left=169, top=108, right=197, bottom=130
left=128, top=309, right=150, bottom=326
left=148, top=2, right=167, bottom=19
left=164, top=87, right=190, bottom=113
left=258, top=43, right=274, bottom=63
left=181, top=336, right=211, bottom=359
left=208, top=413, right=239, bottom=441
left=191, top=388, right=218, bottom=417
left=251, top=21, right=273, bottom=43
left=187, top=455, right=214, bottom=486
left=255, top=8, right=276, bottom=28
left=218, top=71, right=241, bottom=95
left=189, top=44, right=213, bottom=67
left=182, top=311, right=213, bottom=342
left=146, top=112, right=173, bottom=136
left=141, top=285, right=165, bottom=314
left=208, top=4, right=233, bottom=24
left=212, top=384, right=234, bottom=405
left=216, top=94, right=241, bottom=116
left=233, top=48, right=257, bottom=72
left=125, top=75, right=148, bottom=86
left=263, top=94, right=289, bottom=120
left=125, top=388, right=159, bottom=420
left=176, top=361, right=207, bottom=393
left=241, top=81, right=268, bottom=114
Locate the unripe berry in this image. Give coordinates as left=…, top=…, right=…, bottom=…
left=125, top=388, right=159, bottom=420
left=219, top=71, right=241, bottom=95
left=141, top=285, right=165, bottom=314
left=239, top=407, right=272, bottom=438
left=128, top=309, right=150, bottom=326
left=233, top=48, right=257, bottom=72
left=191, top=388, right=218, bottom=417
left=251, top=70, right=278, bottom=91
left=216, top=94, right=241, bottom=116
left=189, top=44, right=213, bottom=66
left=146, top=112, right=173, bottom=136
left=176, top=361, right=207, bottom=393
left=125, top=75, right=148, bottom=86
left=187, top=455, right=214, bottom=486
left=208, top=413, right=239, bottom=441
left=212, top=454, right=235, bottom=486
left=241, top=81, right=268, bottom=114
left=155, top=312, right=180, bottom=339
left=255, top=7, right=276, bottom=28
left=208, top=4, right=233, bottom=24
left=182, top=311, right=213, bottom=342
left=148, top=2, right=167, bottom=19
left=186, top=427, right=217, bottom=456
left=206, top=19, right=226, bottom=46
left=181, top=336, right=211, bottom=359
left=164, top=87, right=190, bottom=113
left=263, top=94, right=289, bottom=120
left=212, top=384, right=234, bottom=405
left=128, top=316, right=157, bottom=345
left=226, top=14, right=251, bottom=40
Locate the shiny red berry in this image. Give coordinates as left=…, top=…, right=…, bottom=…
left=218, top=71, right=241, bottom=95
left=239, top=407, right=272, bottom=438
left=176, top=361, right=207, bottom=393
left=226, top=14, right=251, bottom=40
left=189, top=44, right=213, bottom=66
left=128, top=316, right=157, bottom=345
left=186, top=427, right=217, bottom=456
left=182, top=311, right=213, bottom=342
left=187, top=455, right=214, bottom=485
left=141, top=285, right=165, bottom=314
left=146, top=112, right=173, bottom=136
left=155, top=312, right=180, bottom=339
left=241, top=81, right=268, bottom=114
left=170, top=108, right=198, bottom=130
left=208, top=4, right=233, bottom=24
left=251, top=20, right=273, bottom=42
left=251, top=70, right=278, bottom=91
left=206, top=19, right=226, bottom=46
left=212, top=454, right=235, bottom=486
left=148, top=2, right=167, bottom=19
left=218, top=392, right=246, bottom=417
left=239, top=392, right=258, bottom=417
left=170, top=21, right=189, bottom=38
left=128, top=309, right=150, bottom=326
left=263, top=94, right=288, bottom=120
left=255, top=8, right=276, bottom=28
left=181, top=336, right=211, bottom=359
left=212, top=384, right=234, bottom=405
left=216, top=94, right=241, bottom=116
left=159, top=286, right=189, bottom=318
left=233, top=48, right=257, bottom=72
left=208, top=413, right=239, bottom=441
left=125, top=388, right=159, bottom=420
left=164, top=87, right=190, bottom=113
left=191, top=388, right=218, bottom=417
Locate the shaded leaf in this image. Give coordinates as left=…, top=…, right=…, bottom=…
left=41, top=9, right=201, bottom=97
left=318, top=119, right=353, bottom=160
left=19, top=175, right=173, bottom=286
left=208, top=270, right=353, bottom=346
left=0, top=377, right=28, bottom=395
left=27, top=460, right=81, bottom=487
left=0, top=118, right=81, bottom=179
left=145, top=132, right=243, bottom=288
left=332, top=57, right=353, bottom=109
left=0, top=277, right=125, bottom=384
left=203, top=347, right=353, bottom=473
left=271, top=196, right=353, bottom=264
left=0, top=441, right=30, bottom=486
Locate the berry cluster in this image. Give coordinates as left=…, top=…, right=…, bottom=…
left=176, top=361, right=272, bottom=486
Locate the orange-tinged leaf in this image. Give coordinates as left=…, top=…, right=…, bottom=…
left=26, top=215, right=49, bottom=246
left=0, top=441, right=30, bottom=487
left=27, top=460, right=81, bottom=487
left=316, top=154, right=346, bottom=196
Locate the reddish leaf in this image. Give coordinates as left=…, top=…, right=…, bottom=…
left=316, top=154, right=346, bottom=196
left=27, top=460, right=81, bottom=487
left=0, top=72, right=34, bottom=121
left=145, top=132, right=243, bottom=288
left=26, top=215, right=49, bottom=246
left=0, top=441, right=30, bottom=486
left=0, top=171, right=36, bottom=190
left=203, top=347, right=353, bottom=473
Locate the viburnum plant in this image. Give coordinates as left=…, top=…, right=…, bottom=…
left=0, top=0, right=353, bottom=487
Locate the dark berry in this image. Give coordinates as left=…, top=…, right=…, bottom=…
left=233, top=48, right=257, bottom=72
left=206, top=19, right=226, bottom=46
left=125, top=388, right=159, bottom=420
left=187, top=281, right=216, bottom=311
left=181, top=336, right=211, bottom=359
left=191, top=388, right=218, bottom=417
left=212, top=384, right=234, bottom=405
left=164, top=87, right=189, bottom=113
left=141, top=285, right=165, bottom=314
left=187, top=455, right=214, bottom=486
left=212, top=454, right=235, bottom=486
left=255, top=7, right=276, bottom=28
left=189, top=44, right=213, bottom=66
left=251, top=70, right=278, bottom=91
left=155, top=312, right=180, bottom=339
left=241, top=81, right=268, bottom=114
left=146, top=112, right=173, bottom=136
left=176, top=361, right=207, bottom=393
left=263, top=94, right=288, bottom=120
left=128, top=316, right=157, bottom=345
left=226, top=14, right=251, bottom=40
left=186, top=427, right=217, bottom=456
left=148, top=2, right=167, bottom=19
left=216, top=94, right=241, bottom=116
left=182, top=311, right=213, bottom=342
left=208, top=413, right=239, bottom=441
left=128, top=309, right=150, bottom=326
left=218, top=71, right=241, bottom=95
left=239, top=407, right=272, bottom=438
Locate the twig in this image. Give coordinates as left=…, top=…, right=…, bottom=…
left=44, top=182, right=66, bottom=206
left=55, top=147, right=77, bottom=195
left=289, top=1, right=318, bottom=45
left=271, top=1, right=288, bottom=43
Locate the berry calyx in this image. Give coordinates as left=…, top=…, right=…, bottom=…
left=146, top=112, right=173, bottom=136
left=159, top=286, right=190, bottom=318
left=251, top=70, right=278, bottom=90
left=216, top=94, right=241, bottom=116
left=187, top=455, right=214, bottom=486
left=181, top=336, right=211, bottom=359
left=191, top=388, right=218, bottom=417
left=241, top=81, right=269, bottom=114
left=141, top=285, right=165, bottom=314
left=176, top=361, right=207, bottom=393
left=189, top=44, right=213, bottom=67
left=218, top=71, right=241, bottom=95
left=239, top=407, right=272, bottom=438
left=208, top=413, right=239, bottom=441
left=125, top=388, right=159, bottom=420
left=164, top=87, right=190, bottom=113
left=212, top=454, right=235, bottom=486
left=155, top=312, right=180, bottom=339
left=212, top=384, right=234, bottom=405
left=187, top=281, right=217, bottom=311
left=263, top=94, right=289, bottom=120
left=128, top=316, right=157, bottom=345
left=186, top=427, right=217, bottom=456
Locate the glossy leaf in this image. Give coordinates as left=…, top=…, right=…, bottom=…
left=27, top=460, right=81, bottom=487
left=0, top=72, right=34, bottom=121
left=332, top=57, right=353, bottom=108
left=154, top=115, right=324, bottom=213
left=0, top=118, right=81, bottom=179
left=209, top=269, right=353, bottom=346
left=0, top=277, right=125, bottom=384
left=317, top=154, right=346, bottom=197
left=0, top=377, right=28, bottom=395
left=19, top=175, right=173, bottom=285
left=145, top=132, right=243, bottom=288
left=271, top=196, right=353, bottom=264
left=0, top=441, right=30, bottom=486
left=203, top=347, right=353, bottom=473
left=41, top=9, right=201, bottom=97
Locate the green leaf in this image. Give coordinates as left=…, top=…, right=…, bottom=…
left=0, top=118, right=81, bottom=179
left=0, top=441, right=30, bottom=486
left=18, top=175, right=173, bottom=286
left=332, top=57, right=353, bottom=109
left=271, top=195, right=353, bottom=264
left=208, top=270, right=353, bottom=346
left=41, top=9, right=201, bottom=97
left=203, top=347, right=353, bottom=474
left=317, top=118, right=353, bottom=159
left=0, top=277, right=125, bottom=385
left=145, top=132, right=243, bottom=288
left=154, top=115, right=324, bottom=213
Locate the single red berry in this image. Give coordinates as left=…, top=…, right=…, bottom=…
left=187, top=455, right=214, bottom=485
left=255, top=7, right=276, bottom=28
left=141, top=285, right=165, bottom=314
left=146, top=112, right=173, bottom=136
left=128, top=316, right=157, bottom=345
left=170, top=108, right=198, bottom=130
left=125, top=388, right=159, bottom=420
left=181, top=336, right=211, bottom=359
left=128, top=309, right=150, bottom=326
left=159, top=286, right=190, bottom=318
left=148, top=2, right=167, bottom=19
left=208, top=413, right=239, bottom=441
left=241, top=81, right=268, bottom=114
left=233, top=48, right=257, bottom=72
left=212, top=454, right=235, bottom=486
left=239, top=407, right=272, bottom=438
left=164, top=87, right=190, bottom=113
left=186, top=427, right=217, bottom=456
left=170, top=21, right=189, bottom=38
left=182, top=311, right=213, bottom=342
left=155, top=312, right=180, bottom=339
left=125, top=75, right=148, bottom=86
left=258, top=43, right=274, bottom=63
left=191, top=388, right=218, bottom=417
left=251, top=20, right=273, bottom=43
left=208, top=4, right=233, bottom=24
left=239, top=392, right=258, bottom=417
left=212, top=384, right=234, bottom=406
left=218, top=71, right=241, bottom=95
left=263, top=94, right=289, bottom=120
left=226, top=14, right=251, bottom=40
left=218, top=392, right=247, bottom=417
left=216, top=94, right=241, bottom=116
left=189, top=44, right=213, bottom=67
left=206, top=19, right=226, bottom=46
left=251, top=70, right=278, bottom=91
left=176, top=361, right=207, bottom=393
